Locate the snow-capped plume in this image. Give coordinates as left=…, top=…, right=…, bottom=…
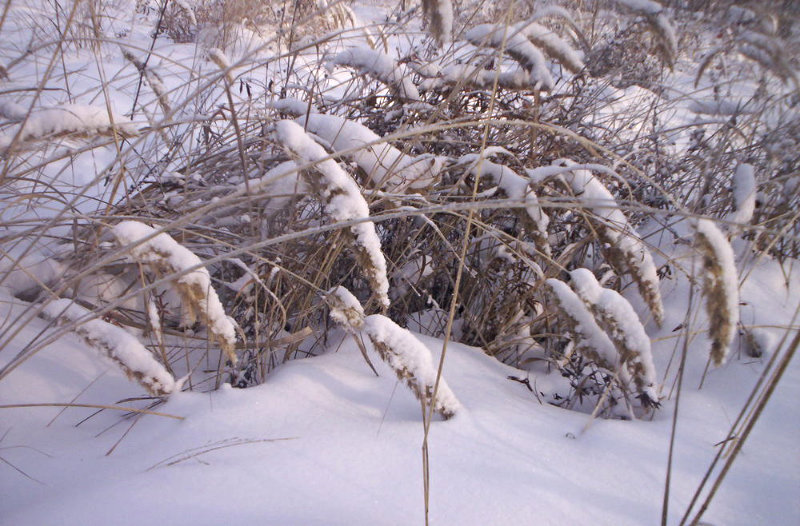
left=465, top=23, right=555, bottom=91
left=569, top=269, right=659, bottom=407
left=545, top=278, right=625, bottom=376
left=293, top=110, right=440, bottom=191
left=694, top=219, right=739, bottom=366
left=325, top=286, right=460, bottom=419
left=42, top=299, right=175, bottom=396
left=364, top=314, right=460, bottom=419
left=332, top=48, right=420, bottom=101
left=422, top=0, right=454, bottom=44
left=111, top=221, right=238, bottom=365
left=515, top=20, right=584, bottom=72
left=726, top=163, right=756, bottom=227
left=0, top=104, right=138, bottom=152
left=326, top=285, right=366, bottom=332
left=459, top=153, right=550, bottom=254
left=208, top=48, right=233, bottom=82
left=557, top=159, right=664, bottom=327
left=274, top=120, right=390, bottom=308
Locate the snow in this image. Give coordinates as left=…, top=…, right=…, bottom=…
left=0, top=104, right=139, bottom=151
left=545, top=277, right=622, bottom=372
left=332, top=47, right=420, bottom=101
left=363, top=314, right=460, bottom=418
left=1, top=2, right=799, bottom=525
left=459, top=153, right=549, bottom=234
left=726, top=163, right=756, bottom=227
left=615, top=0, right=665, bottom=16
left=558, top=160, right=664, bottom=326
left=292, top=110, right=440, bottom=191
left=569, top=268, right=659, bottom=403
left=1, top=257, right=798, bottom=524
left=695, top=218, right=740, bottom=365
left=516, top=20, right=584, bottom=72
left=465, top=23, right=555, bottom=91
left=112, top=221, right=238, bottom=357
left=326, top=285, right=366, bottom=331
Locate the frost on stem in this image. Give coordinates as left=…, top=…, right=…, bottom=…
left=112, top=221, right=238, bottom=365
left=694, top=219, right=739, bottom=366
left=274, top=120, right=390, bottom=308
left=0, top=104, right=138, bottom=153
left=558, top=160, right=664, bottom=327
left=326, top=286, right=460, bottom=419
left=42, top=299, right=175, bottom=396
left=364, top=315, right=460, bottom=419
left=331, top=48, right=420, bottom=101
left=569, top=269, right=659, bottom=407
left=465, top=23, right=555, bottom=91
left=459, top=153, right=550, bottom=255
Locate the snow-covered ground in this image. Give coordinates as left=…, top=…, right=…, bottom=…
left=1, top=250, right=798, bottom=525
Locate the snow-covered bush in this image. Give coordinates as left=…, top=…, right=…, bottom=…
left=1, top=0, right=797, bottom=419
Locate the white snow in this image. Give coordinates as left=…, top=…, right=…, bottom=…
left=515, top=20, right=584, bottom=72
left=546, top=278, right=624, bottom=372
left=570, top=268, right=659, bottom=402
left=465, top=23, right=555, bottom=91
left=292, top=110, right=440, bottom=191
left=364, top=314, right=460, bottom=417
left=558, top=160, right=663, bottom=325
left=726, top=163, right=756, bottom=227
left=459, top=153, right=550, bottom=234
left=332, top=47, right=420, bottom=101
left=0, top=104, right=139, bottom=151
left=695, top=218, right=740, bottom=364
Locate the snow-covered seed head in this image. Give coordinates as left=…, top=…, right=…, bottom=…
left=326, top=286, right=366, bottom=332
left=694, top=219, right=739, bottom=366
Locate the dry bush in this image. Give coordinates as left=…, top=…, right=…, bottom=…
left=1, top=0, right=797, bottom=416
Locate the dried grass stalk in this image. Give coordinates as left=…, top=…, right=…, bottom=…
left=42, top=299, right=175, bottom=396
left=122, top=49, right=171, bottom=115
left=275, top=120, right=390, bottom=308
left=694, top=219, right=739, bottom=366
left=112, top=221, right=238, bottom=365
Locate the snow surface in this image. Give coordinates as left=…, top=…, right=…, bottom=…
left=1, top=253, right=799, bottom=524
